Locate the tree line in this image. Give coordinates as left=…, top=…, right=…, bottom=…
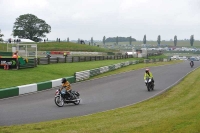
left=0, top=13, right=196, bottom=47
left=142, top=34, right=194, bottom=46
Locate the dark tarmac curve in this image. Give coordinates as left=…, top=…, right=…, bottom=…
left=0, top=61, right=199, bottom=126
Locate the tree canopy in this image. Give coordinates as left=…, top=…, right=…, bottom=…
left=12, top=14, right=51, bottom=42
left=105, top=37, right=136, bottom=42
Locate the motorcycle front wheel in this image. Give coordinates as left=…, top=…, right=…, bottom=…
left=55, top=96, right=64, bottom=107
left=147, top=84, right=151, bottom=91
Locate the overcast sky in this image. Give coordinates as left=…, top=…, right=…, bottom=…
left=0, top=0, right=200, bottom=41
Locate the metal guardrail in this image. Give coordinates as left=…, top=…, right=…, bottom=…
left=37, top=55, right=133, bottom=65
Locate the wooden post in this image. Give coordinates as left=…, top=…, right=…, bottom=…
left=34, top=58, right=37, bottom=67
left=37, top=58, right=40, bottom=65
left=48, top=57, right=50, bottom=64
left=57, top=57, right=59, bottom=63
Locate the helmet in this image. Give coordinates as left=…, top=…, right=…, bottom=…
left=61, top=78, right=67, bottom=83
left=145, top=68, right=149, bottom=72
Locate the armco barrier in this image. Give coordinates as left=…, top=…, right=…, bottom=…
left=0, top=76, right=75, bottom=99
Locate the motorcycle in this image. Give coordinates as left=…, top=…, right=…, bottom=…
left=54, top=89, right=80, bottom=107
left=145, top=77, right=154, bottom=91
left=190, top=62, right=194, bottom=68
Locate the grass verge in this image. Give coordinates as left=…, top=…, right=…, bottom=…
left=1, top=60, right=198, bottom=133
left=0, top=56, right=167, bottom=89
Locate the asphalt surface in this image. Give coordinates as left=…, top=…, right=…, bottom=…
left=0, top=61, right=199, bottom=126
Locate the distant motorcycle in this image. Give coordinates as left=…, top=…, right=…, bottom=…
left=55, top=89, right=80, bottom=107
left=145, top=78, right=154, bottom=91
left=190, top=61, right=194, bottom=68
left=45, top=54, right=51, bottom=58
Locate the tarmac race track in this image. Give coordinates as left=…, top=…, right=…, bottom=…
left=0, top=61, right=199, bottom=126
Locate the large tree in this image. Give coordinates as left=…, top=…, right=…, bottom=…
left=0, top=29, right=4, bottom=42
left=143, top=35, right=146, bottom=44
left=190, top=35, right=194, bottom=46
left=12, top=14, right=51, bottom=42
left=174, top=35, right=177, bottom=46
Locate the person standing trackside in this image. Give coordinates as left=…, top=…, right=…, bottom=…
left=12, top=51, right=18, bottom=59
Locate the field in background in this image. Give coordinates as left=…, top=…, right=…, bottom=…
left=1, top=40, right=200, bottom=53
left=0, top=42, right=117, bottom=52
left=97, top=40, right=200, bottom=47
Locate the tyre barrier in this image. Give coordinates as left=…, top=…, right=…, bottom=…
left=75, top=60, right=138, bottom=82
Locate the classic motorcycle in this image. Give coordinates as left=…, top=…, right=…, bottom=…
left=54, top=89, right=80, bottom=107
left=145, top=77, right=154, bottom=91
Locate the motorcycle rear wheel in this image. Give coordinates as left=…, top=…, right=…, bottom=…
left=73, top=95, right=80, bottom=105
left=55, top=96, right=64, bottom=107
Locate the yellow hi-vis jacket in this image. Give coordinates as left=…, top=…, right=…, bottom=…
left=144, top=72, right=153, bottom=80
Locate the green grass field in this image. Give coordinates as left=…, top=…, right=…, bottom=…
left=2, top=60, right=200, bottom=133
left=97, top=40, right=200, bottom=48
left=1, top=40, right=200, bottom=53
left=0, top=42, right=116, bottom=52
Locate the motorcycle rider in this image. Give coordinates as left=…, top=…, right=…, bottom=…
left=59, top=78, right=73, bottom=100
left=190, top=60, right=194, bottom=67
left=144, top=68, right=154, bottom=86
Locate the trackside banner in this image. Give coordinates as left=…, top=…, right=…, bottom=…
left=0, top=58, right=17, bottom=69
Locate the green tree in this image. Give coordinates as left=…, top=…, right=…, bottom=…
left=143, top=35, right=146, bottom=44
left=105, top=37, right=136, bottom=42
left=129, top=36, right=132, bottom=45
left=103, top=36, right=106, bottom=45
left=116, top=36, right=118, bottom=45
left=157, top=35, right=161, bottom=46
left=12, top=14, right=51, bottom=42
left=0, top=29, right=4, bottom=42
left=91, top=37, right=93, bottom=45
left=190, top=35, right=194, bottom=46
left=174, top=35, right=177, bottom=46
